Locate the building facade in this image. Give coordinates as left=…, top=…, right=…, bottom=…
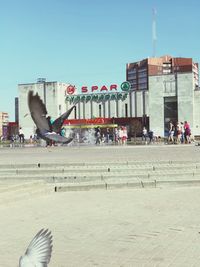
left=18, top=80, right=72, bottom=138
left=18, top=55, right=200, bottom=139
left=0, top=112, right=9, bottom=138
left=126, top=55, right=200, bottom=136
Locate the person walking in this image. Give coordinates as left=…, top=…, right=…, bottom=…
left=142, top=126, right=148, bottom=144
left=122, top=126, right=128, bottom=145
left=106, top=128, right=110, bottom=143
left=114, top=127, right=119, bottom=144
left=95, top=127, right=101, bottom=145
left=19, top=127, right=25, bottom=143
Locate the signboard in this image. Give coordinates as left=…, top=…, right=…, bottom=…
left=121, top=81, right=131, bottom=91
left=65, top=82, right=130, bottom=103
left=65, top=85, right=76, bottom=95
left=65, top=82, right=130, bottom=95
left=81, top=84, right=118, bottom=93
left=66, top=92, right=128, bottom=104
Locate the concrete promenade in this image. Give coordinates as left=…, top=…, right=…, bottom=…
left=1, top=144, right=200, bottom=266
left=0, top=143, right=200, bottom=164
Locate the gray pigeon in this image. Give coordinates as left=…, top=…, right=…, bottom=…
left=28, top=90, right=75, bottom=144
left=19, top=229, right=53, bottom=267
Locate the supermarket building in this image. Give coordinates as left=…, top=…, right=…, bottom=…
left=18, top=55, right=200, bottom=138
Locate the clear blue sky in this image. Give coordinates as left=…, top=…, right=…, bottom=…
left=0, top=0, right=200, bottom=120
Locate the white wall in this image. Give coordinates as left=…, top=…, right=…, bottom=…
left=177, top=73, right=194, bottom=130
left=193, top=90, right=200, bottom=136
left=18, top=82, right=70, bottom=138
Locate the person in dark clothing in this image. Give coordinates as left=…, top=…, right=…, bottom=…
left=148, top=130, right=153, bottom=143
left=95, top=127, right=101, bottom=145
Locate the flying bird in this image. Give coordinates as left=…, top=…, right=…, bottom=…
left=28, top=90, right=75, bottom=144
left=19, top=228, right=53, bottom=267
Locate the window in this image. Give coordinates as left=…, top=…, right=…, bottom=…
left=138, top=68, right=147, bottom=73
left=74, top=106, right=77, bottom=119
left=125, top=104, right=128, bottom=117
left=128, top=69, right=136, bottom=75
left=163, top=69, right=171, bottom=74
left=138, top=72, right=147, bottom=78
left=128, top=73, right=137, bottom=79
left=99, top=104, right=102, bottom=117
left=138, top=83, right=147, bottom=90
left=138, top=77, right=147, bottom=83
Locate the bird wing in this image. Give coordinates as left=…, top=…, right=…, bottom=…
left=28, top=91, right=51, bottom=134
left=44, top=132, right=73, bottom=144
left=52, top=105, right=75, bottom=133
left=20, top=229, right=53, bottom=266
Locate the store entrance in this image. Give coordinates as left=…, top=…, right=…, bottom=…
left=164, top=97, right=178, bottom=136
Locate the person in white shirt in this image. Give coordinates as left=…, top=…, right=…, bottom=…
left=19, top=127, right=25, bottom=143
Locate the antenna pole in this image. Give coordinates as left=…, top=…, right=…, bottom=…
left=152, top=8, right=157, bottom=58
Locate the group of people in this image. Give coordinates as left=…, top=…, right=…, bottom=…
left=6, top=121, right=194, bottom=147
left=95, top=126, right=128, bottom=145
left=113, top=126, right=128, bottom=145
left=142, top=127, right=154, bottom=144
left=9, top=127, right=25, bottom=145
left=168, top=121, right=192, bottom=144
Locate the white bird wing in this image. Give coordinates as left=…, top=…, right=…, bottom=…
left=20, top=229, right=53, bottom=266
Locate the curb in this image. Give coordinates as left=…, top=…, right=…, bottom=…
left=54, top=179, right=200, bottom=192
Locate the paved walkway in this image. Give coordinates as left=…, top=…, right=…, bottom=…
left=0, top=143, right=199, bottom=164
left=1, top=186, right=200, bottom=266
left=0, top=144, right=200, bottom=266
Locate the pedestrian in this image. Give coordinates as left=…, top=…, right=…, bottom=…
left=114, top=127, right=119, bottom=144
left=184, top=121, right=191, bottom=143
left=122, top=126, right=128, bottom=145
left=19, top=127, right=25, bottom=143
left=118, top=127, right=123, bottom=145
left=148, top=130, right=154, bottom=143
left=168, top=121, right=174, bottom=144
left=106, top=128, right=110, bottom=143
left=180, top=122, right=184, bottom=143
left=95, top=127, right=101, bottom=145
left=142, top=126, right=148, bottom=144
left=176, top=123, right=182, bottom=144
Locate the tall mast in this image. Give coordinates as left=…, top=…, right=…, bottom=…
left=152, top=8, right=157, bottom=58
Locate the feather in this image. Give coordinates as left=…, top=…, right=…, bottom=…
left=28, top=91, right=50, bottom=134
left=19, top=229, right=53, bottom=267
left=52, top=105, right=75, bottom=133
left=28, top=90, right=75, bottom=144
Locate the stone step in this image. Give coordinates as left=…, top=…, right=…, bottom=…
left=0, top=181, right=53, bottom=205
left=0, top=181, right=45, bottom=193
left=0, top=160, right=200, bottom=194
left=54, top=177, right=200, bottom=192
left=0, top=169, right=199, bottom=181
left=0, top=163, right=200, bottom=173
left=1, top=160, right=200, bottom=169
left=0, top=163, right=200, bottom=178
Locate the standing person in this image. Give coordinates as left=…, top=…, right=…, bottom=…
left=122, top=126, right=128, bottom=145
left=184, top=121, right=190, bottom=143
left=114, top=127, right=119, bottom=144
left=180, top=122, right=184, bottom=143
left=148, top=130, right=154, bottom=144
left=95, top=127, right=101, bottom=145
left=173, top=125, right=178, bottom=144
left=142, top=126, right=148, bottom=144
left=9, top=134, right=15, bottom=147
left=19, top=127, right=25, bottom=143
left=176, top=122, right=182, bottom=144
left=168, top=121, right=174, bottom=143
left=118, top=127, right=123, bottom=145
left=106, top=128, right=110, bottom=143
left=29, top=135, right=33, bottom=144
